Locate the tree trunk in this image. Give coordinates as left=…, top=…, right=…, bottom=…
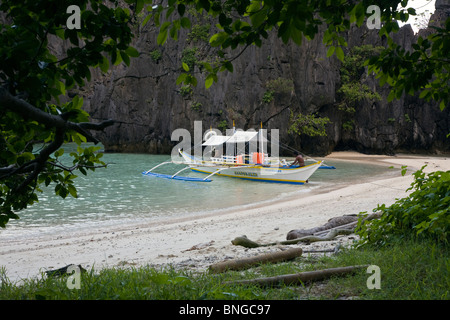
left=224, top=265, right=369, bottom=287
left=209, top=248, right=303, bottom=273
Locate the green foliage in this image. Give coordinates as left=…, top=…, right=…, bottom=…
left=288, top=112, right=330, bottom=137
left=179, top=85, right=193, bottom=97
left=0, top=1, right=134, bottom=106
left=176, top=47, right=204, bottom=87
left=150, top=49, right=162, bottom=62
left=357, top=167, right=450, bottom=247
left=387, top=117, right=396, bottom=123
left=337, top=83, right=381, bottom=113
left=265, top=78, right=294, bottom=95
left=187, top=23, right=211, bottom=43
left=337, top=45, right=383, bottom=113
left=262, top=77, right=294, bottom=103
left=367, top=19, right=450, bottom=110
left=340, top=45, right=384, bottom=84
left=191, top=100, right=202, bottom=111
left=261, top=91, right=274, bottom=104
left=404, top=113, right=411, bottom=123
left=0, top=0, right=138, bottom=227
left=337, top=238, right=449, bottom=300
left=181, top=47, right=199, bottom=71
left=342, top=120, right=354, bottom=131
left=218, top=120, right=228, bottom=132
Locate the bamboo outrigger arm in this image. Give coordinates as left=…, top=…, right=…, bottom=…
left=171, top=166, right=191, bottom=178
left=144, top=161, right=172, bottom=174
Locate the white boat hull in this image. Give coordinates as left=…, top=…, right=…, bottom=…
left=180, top=151, right=322, bottom=184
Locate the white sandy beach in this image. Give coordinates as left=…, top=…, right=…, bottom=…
left=1, top=151, right=449, bottom=283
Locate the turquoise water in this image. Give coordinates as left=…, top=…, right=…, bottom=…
left=0, top=146, right=392, bottom=240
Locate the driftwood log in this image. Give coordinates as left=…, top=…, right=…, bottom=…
left=224, top=265, right=369, bottom=287
left=287, top=212, right=381, bottom=240
left=231, top=213, right=382, bottom=249
left=231, top=228, right=354, bottom=248
left=288, top=228, right=354, bottom=243
left=286, top=214, right=359, bottom=240
left=209, top=248, right=303, bottom=273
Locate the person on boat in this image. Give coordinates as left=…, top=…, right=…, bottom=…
left=290, top=154, right=305, bottom=167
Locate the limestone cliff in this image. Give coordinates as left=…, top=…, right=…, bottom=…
left=82, top=2, right=450, bottom=156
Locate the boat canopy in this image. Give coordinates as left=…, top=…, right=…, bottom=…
left=202, top=130, right=265, bottom=146
left=202, top=134, right=231, bottom=146
left=227, top=131, right=259, bottom=143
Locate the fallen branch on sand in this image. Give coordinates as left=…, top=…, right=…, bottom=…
left=287, top=214, right=359, bottom=240
left=231, top=212, right=382, bottom=248
left=287, top=228, right=354, bottom=243
left=231, top=229, right=354, bottom=248
left=224, top=265, right=369, bottom=287
left=209, top=248, right=303, bottom=273
left=288, top=212, right=381, bottom=240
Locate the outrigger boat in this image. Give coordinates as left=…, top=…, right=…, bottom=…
left=143, top=125, right=329, bottom=184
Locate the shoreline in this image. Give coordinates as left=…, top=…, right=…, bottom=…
left=1, top=151, right=449, bottom=283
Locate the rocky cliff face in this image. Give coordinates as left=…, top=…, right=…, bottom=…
left=82, top=2, right=450, bottom=156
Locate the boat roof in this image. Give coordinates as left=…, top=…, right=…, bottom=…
left=202, top=134, right=231, bottom=146
left=202, top=130, right=262, bottom=146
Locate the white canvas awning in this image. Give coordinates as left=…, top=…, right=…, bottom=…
left=202, top=134, right=230, bottom=146
left=203, top=130, right=267, bottom=146
left=227, top=131, right=258, bottom=143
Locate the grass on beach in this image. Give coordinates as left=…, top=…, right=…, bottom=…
left=1, top=238, right=448, bottom=300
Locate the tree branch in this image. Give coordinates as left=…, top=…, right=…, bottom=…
left=48, top=161, right=107, bottom=172
left=67, top=120, right=115, bottom=144
left=224, top=265, right=369, bottom=287
left=0, top=87, right=67, bottom=128
left=79, top=119, right=115, bottom=130
left=0, top=87, right=116, bottom=193
left=13, top=126, right=66, bottom=193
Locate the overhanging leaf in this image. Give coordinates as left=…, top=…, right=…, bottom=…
left=157, top=29, right=168, bottom=45
left=205, top=74, right=214, bottom=89
left=125, top=46, right=140, bottom=57
left=327, top=46, right=335, bottom=57
left=335, top=46, right=345, bottom=62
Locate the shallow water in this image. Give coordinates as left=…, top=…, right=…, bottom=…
left=0, top=145, right=392, bottom=240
